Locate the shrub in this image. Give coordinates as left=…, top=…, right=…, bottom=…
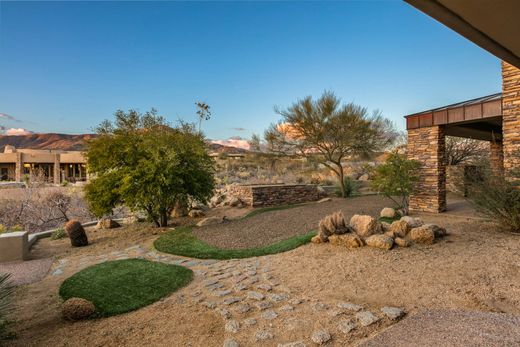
left=371, top=152, right=421, bottom=215
left=10, top=225, right=23, bottom=232
left=335, top=176, right=359, bottom=197
left=0, top=225, right=6, bottom=234
left=50, top=228, right=67, bottom=240
left=0, top=273, right=14, bottom=341
left=466, top=174, right=520, bottom=233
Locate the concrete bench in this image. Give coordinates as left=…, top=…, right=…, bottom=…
left=0, top=231, right=29, bottom=262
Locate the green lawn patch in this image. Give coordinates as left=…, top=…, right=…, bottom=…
left=59, top=259, right=193, bottom=317
left=154, top=227, right=315, bottom=260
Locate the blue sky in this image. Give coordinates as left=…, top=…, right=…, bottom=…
left=0, top=1, right=501, bottom=143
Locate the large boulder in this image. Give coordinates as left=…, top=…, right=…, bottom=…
left=96, top=218, right=121, bottom=230
left=350, top=215, right=379, bottom=237
left=365, top=234, right=394, bottom=250
left=380, top=207, right=396, bottom=219
left=64, top=220, right=88, bottom=247
left=387, top=220, right=410, bottom=238
left=409, top=226, right=435, bottom=244
left=328, top=234, right=364, bottom=248
left=423, top=223, right=447, bottom=238
left=62, top=298, right=96, bottom=321
left=196, top=216, right=222, bottom=227
left=400, top=216, right=423, bottom=228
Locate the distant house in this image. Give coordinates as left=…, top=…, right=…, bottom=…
left=0, top=145, right=87, bottom=184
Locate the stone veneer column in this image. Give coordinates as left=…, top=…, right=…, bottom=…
left=15, top=152, right=22, bottom=182
left=489, top=141, right=504, bottom=175
left=53, top=154, right=61, bottom=184
left=407, top=126, right=446, bottom=213
left=502, top=61, right=520, bottom=179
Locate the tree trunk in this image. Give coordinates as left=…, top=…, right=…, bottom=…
left=335, top=163, right=346, bottom=198
left=159, top=212, right=168, bottom=227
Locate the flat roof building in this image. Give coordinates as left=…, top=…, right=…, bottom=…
left=0, top=146, right=87, bottom=184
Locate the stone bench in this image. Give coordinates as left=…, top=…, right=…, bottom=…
left=0, top=231, right=29, bottom=262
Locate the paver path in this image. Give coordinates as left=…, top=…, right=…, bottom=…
left=50, top=243, right=405, bottom=346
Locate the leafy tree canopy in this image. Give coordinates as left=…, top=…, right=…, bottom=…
left=85, top=109, right=215, bottom=227
left=265, top=91, right=397, bottom=197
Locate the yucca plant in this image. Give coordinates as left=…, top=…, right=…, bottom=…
left=0, top=273, right=14, bottom=340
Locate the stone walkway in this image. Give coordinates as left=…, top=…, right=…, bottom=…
left=49, top=244, right=406, bottom=346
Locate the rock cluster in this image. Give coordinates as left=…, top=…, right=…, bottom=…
left=311, top=208, right=447, bottom=250
left=209, top=186, right=247, bottom=208
left=96, top=217, right=121, bottom=230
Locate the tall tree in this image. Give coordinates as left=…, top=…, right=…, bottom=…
left=85, top=109, right=215, bottom=227
left=265, top=91, right=397, bottom=197
left=195, top=102, right=211, bottom=132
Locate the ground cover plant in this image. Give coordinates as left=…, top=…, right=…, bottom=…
left=154, top=227, right=315, bottom=259
left=59, top=259, right=193, bottom=317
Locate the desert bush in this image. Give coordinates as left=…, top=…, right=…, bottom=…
left=0, top=273, right=14, bottom=341
left=371, top=152, right=421, bottom=215
left=335, top=176, right=359, bottom=197
left=465, top=172, right=520, bottom=234
left=0, top=225, right=5, bottom=234
left=50, top=227, right=67, bottom=240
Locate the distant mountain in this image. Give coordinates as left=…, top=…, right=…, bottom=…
left=0, top=133, right=249, bottom=154
left=0, top=133, right=95, bottom=152
left=208, top=142, right=248, bottom=154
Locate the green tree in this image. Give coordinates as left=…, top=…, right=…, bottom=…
left=195, top=101, right=211, bottom=132
left=85, top=109, right=215, bottom=227
left=265, top=91, right=397, bottom=197
left=370, top=152, right=421, bottom=215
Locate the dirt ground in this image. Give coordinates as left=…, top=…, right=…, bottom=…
left=5, top=195, right=520, bottom=346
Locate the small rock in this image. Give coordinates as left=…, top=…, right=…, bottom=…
left=268, top=293, right=288, bottom=302
left=328, top=309, right=343, bottom=317
left=280, top=305, right=294, bottom=311
left=328, top=234, right=364, bottom=248
left=255, top=330, right=274, bottom=341
left=243, top=318, right=257, bottom=326
left=289, top=298, right=303, bottom=305
left=337, top=302, right=363, bottom=311
left=400, top=216, right=423, bottom=228
left=256, top=301, right=273, bottom=310
left=233, top=303, right=251, bottom=314
left=311, top=329, right=331, bottom=344
left=317, top=197, right=332, bottom=203
left=356, top=311, right=380, bottom=327
left=196, top=217, right=222, bottom=227
left=225, top=320, right=240, bottom=333
left=381, top=306, right=405, bottom=320
left=423, top=223, right=447, bottom=238
left=247, top=291, right=265, bottom=301
left=223, top=339, right=240, bottom=347
left=380, top=207, right=396, bottom=219
left=278, top=342, right=307, bottom=347
left=338, top=319, right=356, bottom=334
left=365, top=234, right=394, bottom=250
left=96, top=217, right=121, bottom=229
left=261, top=310, right=278, bottom=320
left=223, top=297, right=241, bottom=305
left=394, top=237, right=410, bottom=247
left=214, top=290, right=232, bottom=297
left=312, top=302, right=330, bottom=311
left=188, top=209, right=205, bottom=218
left=217, top=308, right=231, bottom=319
left=202, top=301, right=217, bottom=309
left=257, top=284, right=273, bottom=291
left=311, top=235, right=326, bottom=244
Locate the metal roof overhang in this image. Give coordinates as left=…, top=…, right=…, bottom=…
left=404, top=0, right=520, bottom=68
left=405, top=93, right=503, bottom=141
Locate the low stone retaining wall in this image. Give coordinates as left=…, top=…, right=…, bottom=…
left=228, top=184, right=321, bottom=207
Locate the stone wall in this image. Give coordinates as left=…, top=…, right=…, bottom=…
left=407, top=126, right=447, bottom=213
left=490, top=140, right=504, bottom=175
left=502, top=61, right=520, bottom=179
left=228, top=184, right=321, bottom=207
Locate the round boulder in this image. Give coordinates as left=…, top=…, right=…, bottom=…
left=380, top=207, right=396, bottom=219
left=350, top=214, right=378, bottom=237
left=188, top=209, right=205, bottom=218
left=409, top=226, right=435, bottom=244
left=365, top=234, right=394, bottom=250
left=96, top=218, right=121, bottom=230
left=62, top=297, right=96, bottom=321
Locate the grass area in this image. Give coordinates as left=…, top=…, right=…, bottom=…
left=242, top=203, right=307, bottom=219
left=154, top=227, right=315, bottom=260
left=59, top=259, right=193, bottom=317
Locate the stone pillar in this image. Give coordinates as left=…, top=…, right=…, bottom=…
left=53, top=154, right=61, bottom=184
left=407, top=126, right=447, bottom=213
left=502, top=61, right=520, bottom=180
left=489, top=140, right=504, bottom=175
left=15, top=152, right=22, bottom=182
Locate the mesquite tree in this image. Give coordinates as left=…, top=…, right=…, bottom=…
left=85, top=109, right=215, bottom=227
left=265, top=91, right=397, bottom=197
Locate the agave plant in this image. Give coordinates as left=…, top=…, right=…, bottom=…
left=0, top=273, right=14, bottom=338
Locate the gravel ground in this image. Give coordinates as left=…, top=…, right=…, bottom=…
left=359, top=309, right=520, bottom=347
left=0, top=258, right=53, bottom=286
left=193, top=196, right=396, bottom=249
